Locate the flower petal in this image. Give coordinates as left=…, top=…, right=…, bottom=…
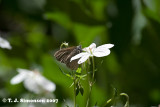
left=83, top=43, right=96, bottom=52
left=88, top=43, right=96, bottom=49
left=96, top=44, right=114, bottom=51
left=0, top=37, right=12, bottom=49
left=70, top=52, right=88, bottom=62
left=10, top=73, right=26, bottom=84
left=24, top=77, right=42, bottom=94
left=37, top=75, right=56, bottom=92
left=78, top=53, right=90, bottom=64
left=11, top=68, right=33, bottom=85
left=93, top=49, right=111, bottom=57
left=23, top=73, right=56, bottom=94
left=17, top=68, right=32, bottom=73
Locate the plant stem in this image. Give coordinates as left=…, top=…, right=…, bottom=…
left=86, top=84, right=92, bottom=107
left=74, top=74, right=76, bottom=107
left=120, top=93, right=129, bottom=107
left=86, top=57, right=95, bottom=107
left=92, top=56, right=95, bottom=80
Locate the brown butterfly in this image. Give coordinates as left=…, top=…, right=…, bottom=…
left=54, top=45, right=82, bottom=70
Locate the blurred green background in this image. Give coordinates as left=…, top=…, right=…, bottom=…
left=0, top=0, right=160, bottom=106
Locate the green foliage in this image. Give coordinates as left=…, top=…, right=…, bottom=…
left=0, top=0, right=160, bottom=106
left=45, top=12, right=72, bottom=29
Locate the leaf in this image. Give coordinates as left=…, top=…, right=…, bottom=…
left=69, top=82, right=74, bottom=88
left=66, top=74, right=72, bottom=78
left=80, top=87, right=84, bottom=96
left=44, top=12, right=72, bottom=29
left=76, top=74, right=87, bottom=79
left=89, top=0, right=107, bottom=20
left=76, top=68, right=81, bottom=73
left=58, top=66, right=73, bottom=79
left=76, top=87, right=80, bottom=96
left=73, top=23, right=106, bottom=47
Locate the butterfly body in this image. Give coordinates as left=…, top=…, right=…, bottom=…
left=54, top=45, right=82, bottom=70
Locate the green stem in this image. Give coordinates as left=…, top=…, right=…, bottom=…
left=92, top=56, right=95, bottom=80
left=120, top=93, right=129, bottom=107
left=74, top=74, right=76, bottom=107
left=86, top=60, right=90, bottom=107
left=103, top=98, right=112, bottom=107
left=86, top=57, right=95, bottom=107
left=86, top=84, right=92, bottom=107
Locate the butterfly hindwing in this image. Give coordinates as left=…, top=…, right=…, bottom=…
left=65, top=47, right=81, bottom=70
left=66, top=59, right=79, bottom=70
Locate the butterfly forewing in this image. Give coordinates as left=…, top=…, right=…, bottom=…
left=54, top=46, right=76, bottom=62
left=54, top=46, right=82, bottom=70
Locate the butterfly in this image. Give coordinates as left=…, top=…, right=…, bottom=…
left=54, top=45, right=82, bottom=70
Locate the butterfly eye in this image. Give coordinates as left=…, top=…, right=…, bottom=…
left=76, top=46, right=82, bottom=53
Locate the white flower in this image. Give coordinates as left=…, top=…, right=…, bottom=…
left=10, top=68, right=56, bottom=94
left=70, top=43, right=114, bottom=64
left=0, top=37, right=12, bottom=49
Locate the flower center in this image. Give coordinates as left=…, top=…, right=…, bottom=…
left=89, top=48, right=93, bottom=54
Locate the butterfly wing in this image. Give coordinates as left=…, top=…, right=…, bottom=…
left=66, top=59, right=79, bottom=70
left=54, top=46, right=76, bottom=63
left=65, top=47, right=81, bottom=70
left=54, top=46, right=82, bottom=70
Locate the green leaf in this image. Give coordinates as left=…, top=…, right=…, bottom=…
left=44, top=12, right=72, bottom=29
left=76, top=68, right=81, bottom=73
left=76, top=74, right=87, bottom=79
left=80, top=87, right=84, bottom=96
left=76, top=87, right=80, bottom=96
left=89, top=0, right=108, bottom=20
left=58, top=66, right=73, bottom=79
left=66, top=74, right=72, bottom=78
left=73, top=23, right=106, bottom=46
